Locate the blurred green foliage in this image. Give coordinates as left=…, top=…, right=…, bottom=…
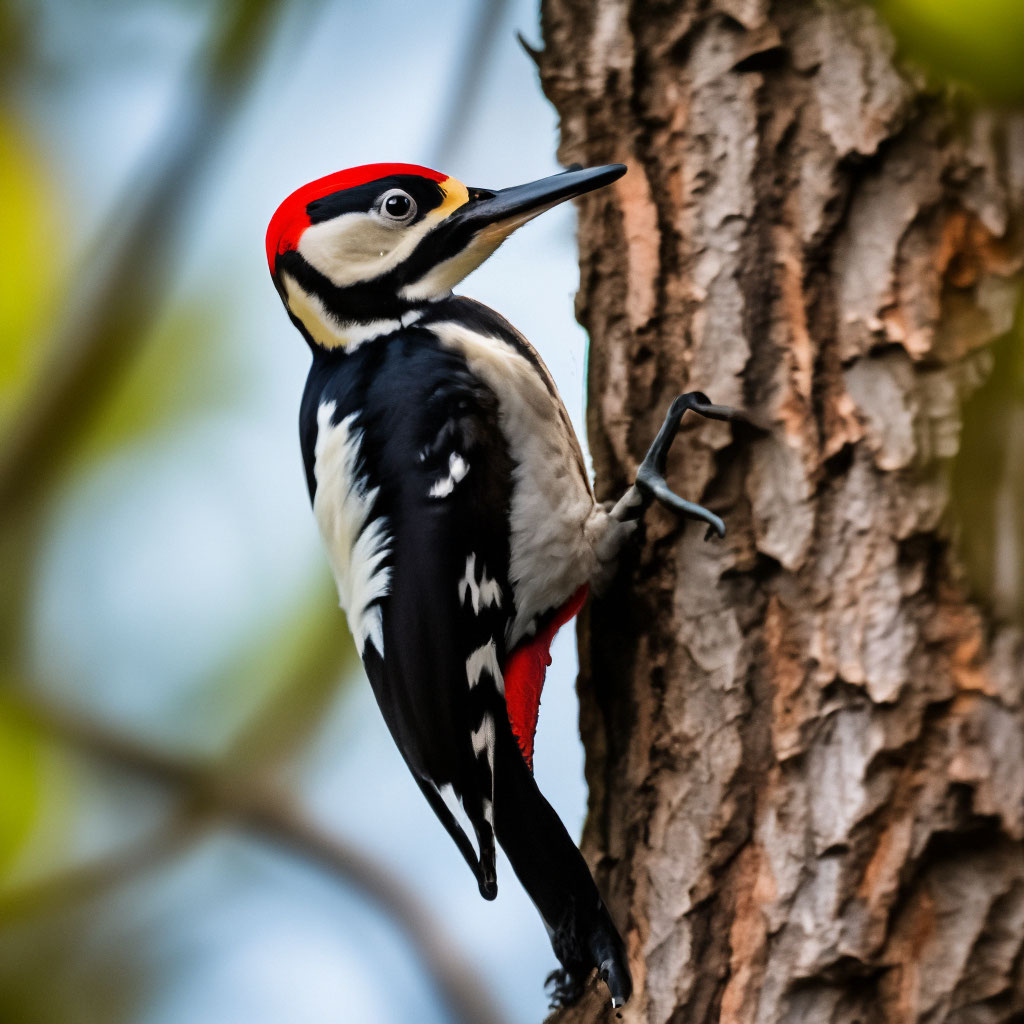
left=210, top=571, right=350, bottom=768
left=877, top=0, right=1024, bottom=103
left=0, top=105, right=63, bottom=888
left=0, top=113, right=61, bottom=432
left=81, top=299, right=233, bottom=458
left=0, top=695, right=43, bottom=874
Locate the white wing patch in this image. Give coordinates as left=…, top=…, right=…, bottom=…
left=466, top=640, right=503, bottom=694
left=312, top=401, right=391, bottom=657
left=429, top=452, right=469, bottom=498
left=466, top=640, right=501, bottom=839
left=471, top=713, right=496, bottom=775
left=434, top=781, right=490, bottom=851
left=436, top=781, right=469, bottom=828
left=458, top=554, right=502, bottom=613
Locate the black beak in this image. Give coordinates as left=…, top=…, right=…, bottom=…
left=452, top=164, right=626, bottom=232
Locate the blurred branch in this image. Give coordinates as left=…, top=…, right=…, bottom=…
left=0, top=811, right=201, bottom=925
left=0, top=0, right=298, bottom=527
left=223, top=577, right=355, bottom=772
left=7, top=688, right=198, bottom=788
left=243, top=797, right=510, bottom=1024
left=2, top=688, right=509, bottom=1024
left=428, top=0, right=512, bottom=167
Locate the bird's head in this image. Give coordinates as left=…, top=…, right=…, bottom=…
left=266, top=161, right=625, bottom=349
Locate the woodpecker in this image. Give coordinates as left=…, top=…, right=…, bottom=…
left=266, top=161, right=738, bottom=1008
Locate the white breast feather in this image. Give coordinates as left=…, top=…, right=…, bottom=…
left=312, top=401, right=391, bottom=657
left=429, top=320, right=607, bottom=646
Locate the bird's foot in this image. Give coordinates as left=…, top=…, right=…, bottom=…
left=633, top=390, right=741, bottom=541
left=545, top=959, right=630, bottom=1011
left=544, top=903, right=633, bottom=1010
left=545, top=967, right=586, bottom=1009
left=598, top=956, right=632, bottom=1009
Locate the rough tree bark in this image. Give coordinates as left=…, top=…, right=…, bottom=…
left=536, top=2, right=1024, bottom=1021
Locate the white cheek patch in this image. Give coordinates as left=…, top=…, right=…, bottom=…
left=298, top=212, right=437, bottom=289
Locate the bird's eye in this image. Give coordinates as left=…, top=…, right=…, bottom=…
left=378, top=189, right=417, bottom=224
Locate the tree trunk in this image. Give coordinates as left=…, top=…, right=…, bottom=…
left=536, top=2, right=1024, bottom=1021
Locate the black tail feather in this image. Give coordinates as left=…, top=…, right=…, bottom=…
left=414, top=774, right=497, bottom=900
left=492, top=724, right=632, bottom=1007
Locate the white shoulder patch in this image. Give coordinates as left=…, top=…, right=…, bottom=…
left=312, top=401, right=391, bottom=656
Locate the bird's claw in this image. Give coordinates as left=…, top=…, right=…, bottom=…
left=634, top=390, right=742, bottom=540
left=598, top=956, right=632, bottom=1009
left=635, top=462, right=726, bottom=538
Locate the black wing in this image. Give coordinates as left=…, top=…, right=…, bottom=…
left=307, top=332, right=514, bottom=898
